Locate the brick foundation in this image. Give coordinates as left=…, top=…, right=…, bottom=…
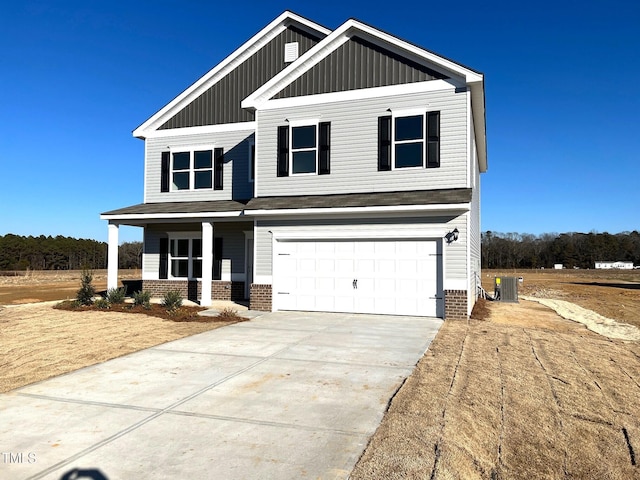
left=249, top=284, right=272, bottom=311
left=142, top=280, right=245, bottom=303
left=445, top=290, right=468, bottom=320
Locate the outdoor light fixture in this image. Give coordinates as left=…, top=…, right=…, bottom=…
left=445, top=228, right=459, bottom=244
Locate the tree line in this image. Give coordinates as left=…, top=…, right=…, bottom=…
left=0, top=234, right=142, bottom=271
left=482, top=231, right=640, bottom=269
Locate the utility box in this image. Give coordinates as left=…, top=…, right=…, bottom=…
left=494, top=276, right=518, bottom=302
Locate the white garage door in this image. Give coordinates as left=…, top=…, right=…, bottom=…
left=273, top=239, right=442, bottom=317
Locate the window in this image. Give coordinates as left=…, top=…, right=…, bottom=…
left=394, top=115, right=423, bottom=168
left=169, top=237, right=202, bottom=279
left=378, top=111, right=440, bottom=170
left=161, top=147, right=223, bottom=192
left=159, top=236, right=223, bottom=280
left=277, top=122, right=331, bottom=177
left=291, top=125, right=317, bottom=174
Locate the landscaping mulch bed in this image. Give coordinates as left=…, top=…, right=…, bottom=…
left=54, top=301, right=218, bottom=322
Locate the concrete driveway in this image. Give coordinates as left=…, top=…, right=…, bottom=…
left=1, top=311, right=442, bottom=480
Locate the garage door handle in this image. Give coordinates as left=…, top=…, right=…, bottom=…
left=352, top=279, right=358, bottom=289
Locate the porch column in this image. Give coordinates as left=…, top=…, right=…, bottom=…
left=201, top=222, right=214, bottom=306
left=107, top=223, right=119, bottom=291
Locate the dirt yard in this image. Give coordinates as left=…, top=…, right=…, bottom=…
left=0, top=269, right=142, bottom=305
left=352, top=270, right=640, bottom=479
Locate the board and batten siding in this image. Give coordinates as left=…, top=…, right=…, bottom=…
left=255, top=85, right=468, bottom=197
left=145, top=130, right=254, bottom=203
left=143, top=222, right=251, bottom=280
left=254, top=215, right=468, bottom=285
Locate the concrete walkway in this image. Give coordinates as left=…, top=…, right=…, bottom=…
left=1, top=311, right=442, bottom=480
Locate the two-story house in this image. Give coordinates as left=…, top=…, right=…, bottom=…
left=101, top=11, right=487, bottom=319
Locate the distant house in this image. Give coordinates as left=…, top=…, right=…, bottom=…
left=554, top=264, right=563, bottom=270
left=100, top=11, right=487, bottom=319
left=595, top=261, right=634, bottom=270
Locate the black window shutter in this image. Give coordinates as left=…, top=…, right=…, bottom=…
left=159, top=237, right=168, bottom=279
left=214, top=148, right=224, bottom=190
left=277, top=125, right=289, bottom=177
left=213, top=237, right=223, bottom=280
left=426, top=111, right=440, bottom=168
left=161, top=152, right=170, bottom=192
left=378, top=116, right=392, bottom=171
left=319, top=122, right=331, bottom=175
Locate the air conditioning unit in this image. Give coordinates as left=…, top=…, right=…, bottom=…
left=494, top=276, right=518, bottom=302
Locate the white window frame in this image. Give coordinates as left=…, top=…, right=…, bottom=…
left=168, top=234, right=203, bottom=280
left=289, top=120, right=319, bottom=176
left=170, top=145, right=215, bottom=191
left=391, top=108, right=426, bottom=170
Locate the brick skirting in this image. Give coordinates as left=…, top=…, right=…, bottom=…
left=142, top=280, right=245, bottom=303
left=444, top=290, right=468, bottom=320
left=249, top=284, right=272, bottom=311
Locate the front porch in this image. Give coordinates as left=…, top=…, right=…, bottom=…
left=104, top=219, right=254, bottom=307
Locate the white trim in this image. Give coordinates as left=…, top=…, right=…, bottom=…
left=142, top=122, right=256, bottom=139
left=169, top=146, right=216, bottom=192
left=254, top=275, right=273, bottom=284
left=100, top=211, right=244, bottom=221
left=444, top=278, right=468, bottom=291
left=133, top=12, right=330, bottom=138
left=167, top=234, right=203, bottom=280
left=254, top=79, right=460, bottom=111
left=271, top=228, right=446, bottom=241
left=288, top=120, right=319, bottom=176
left=246, top=203, right=470, bottom=216
left=201, top=222, right=214, bottom=306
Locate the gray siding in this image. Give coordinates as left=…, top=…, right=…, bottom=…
left=255, top=215, right=467, bottom=283
left=274, top=36, right=447, bottom=98
left=159, top=27, right=322, bottom=129
left=256, top=86, right=468, bottom=197
left=143, top=222, right=251, bottom=280
left=145, top=130, right=254, bottom=203
left=468, top=117, right=481, bottom=312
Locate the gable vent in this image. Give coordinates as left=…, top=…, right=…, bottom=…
left=284, top=42, right=299, bottom=63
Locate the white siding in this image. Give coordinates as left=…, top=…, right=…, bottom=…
left=255, top=85, right=468, bottom=197
left=145, top=130, right=255, bottom=203
left=255, top=214, right=468, bottom=285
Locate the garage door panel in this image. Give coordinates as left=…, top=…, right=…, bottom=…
left=273, top=238, right=442, bottom=317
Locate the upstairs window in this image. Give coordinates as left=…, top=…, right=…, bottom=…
left=291, top=125, right=317, bottom=174
left=378, top=111, right=440, bottom=171
left=160, top=148, right=223, bottom=192
left=277, top=122, right=331, bottom=177
left=394, top=115, right=424, bottom=168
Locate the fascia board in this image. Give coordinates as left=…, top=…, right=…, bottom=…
left=100, top=211, right=244, bottom=221
left=243, top=18, right=484, bottom=111
left=469, top=83, right=488, bottom=172
left=132, top=11, right=331, bottom=139
left=142, top=121, right=256, bottom=139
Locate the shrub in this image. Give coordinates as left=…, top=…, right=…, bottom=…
left=162, top=290, right=183, bottom=312
left=94, top=298, right=110, bottom=309
left=106, top=287, right=127, bottom=304
left=133, top=290, right=152, bottom=309
left=218, top=307, right=242, bottom=321
left=76, top=269, right=96, bottom=306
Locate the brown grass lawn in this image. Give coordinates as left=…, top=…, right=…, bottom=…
left=352, top=270, right=640, bottom=479
left=2, top=269, right=640, bottom=478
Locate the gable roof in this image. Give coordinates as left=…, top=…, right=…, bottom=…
left=132, top=11, right=330, bottom=139
left=242, top=18, right=487, bottom=172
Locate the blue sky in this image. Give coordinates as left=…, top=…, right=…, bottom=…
left=1, top=0, right=638, bottom=243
